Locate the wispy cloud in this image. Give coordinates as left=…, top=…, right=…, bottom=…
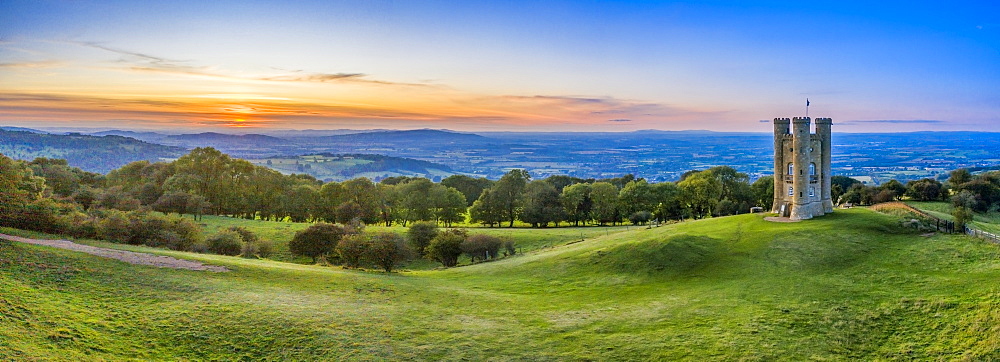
left=608, top=119, right=632, bottom=122
left=0, top=60, right=62, bottom=68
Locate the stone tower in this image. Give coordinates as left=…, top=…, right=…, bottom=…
left=772, top=117, right=833, bottom=220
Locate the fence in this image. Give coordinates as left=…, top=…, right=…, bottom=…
left=872, top=202, right=1000, bottom=244
left=870, top=202, right=956, bottom=233
left=966, top=227, right=1000, bottom=245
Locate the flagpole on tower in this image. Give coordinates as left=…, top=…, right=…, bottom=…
left=806, top=98, right=810, bottom=118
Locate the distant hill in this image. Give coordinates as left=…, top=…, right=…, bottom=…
left=0, top=129, right=184, bottom=173
left=90, top=130, right=170, bottom=143
left=249, top=153, right=458, bottom=182
left=0, top=126, right=48, bottom=134
left=318, top=129, right=490, bottom=144
left=162, top=132, right=286, bottom=145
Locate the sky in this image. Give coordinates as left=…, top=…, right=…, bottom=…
left=1, top=0, right=997, bottom=133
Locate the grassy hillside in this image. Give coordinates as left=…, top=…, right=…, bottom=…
left=195, top=215, right=633, bottom=264
left=2, top=209, right=1000, bottom=360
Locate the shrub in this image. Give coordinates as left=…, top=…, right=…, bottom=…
left=407, top=221, right=438, bottom=256
left=364, top=232, right=410, bottom=273
left=426, top=229, right=466, bottom=267
left=289, top=223, right=345, bottom=263
left=461, top=234, right=503, bottom=262
left=98, top=210, right=131, bottom=243
left=207, top=230, right=244, bottom=256
left=336, top=234, right=367, bottom=268
left=502, top=239, right=517, bottom=257
left=227, top=226, right=268, bottom=258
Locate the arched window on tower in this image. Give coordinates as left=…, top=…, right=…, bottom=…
left=788, top=163, right=794, bottom=175
left=809, top=163, right=816, bottom=175
left=788, top=186, right=793, bottom=196
left=809, top=186, right=815, bottom=197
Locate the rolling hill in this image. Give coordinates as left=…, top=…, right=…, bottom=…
left=249, top=153, right=458, bottom=182
left=0, top=129, right=184, bottom=173
left=2, top=209, right=999, bottom=359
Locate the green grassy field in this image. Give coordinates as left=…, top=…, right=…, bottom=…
left=3, top=208, right=1000, bottom=360
left=196, top=215, right=634, bottom=265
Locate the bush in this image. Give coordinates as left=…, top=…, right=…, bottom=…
left=226, top=226, right=270, bottom=258
left=502, top=239, right=516, bottom=257
left=426, top=229, right=466, bottom=267
left=98, top=210, right=131, bottom=243
left=407, top=221, right=438, bottom=256
left=207, top=230, right=244, bottom=256
left=364, top=232, right=410, bottom=273
left=336, top=234, right=367, bottom=268
left=289, top=223, right=345, bottom=263
left=461, top=234, right=503, bottom=262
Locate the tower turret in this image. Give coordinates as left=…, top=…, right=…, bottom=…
left=790, top=117, right=811, bottom=219
left=772, top=118, right=790, bottom=213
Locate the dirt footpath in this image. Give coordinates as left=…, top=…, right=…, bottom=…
left=0, top=233, right=229, bottom=272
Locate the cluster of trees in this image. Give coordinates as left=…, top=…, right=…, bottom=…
left=836, top=176, right=950, bottom=206
left=947, top=169, right=1000, bottom=227
left=286, top=221, right=512, bottom=271
left=22, top=147, right=779, bottom=229
left=4, top=148, right=791, bottom=232
left=469, top=167, right=773, bottom=227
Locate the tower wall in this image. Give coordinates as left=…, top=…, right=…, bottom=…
left=772, top=118, right=790, bottom=214
left=816, top=118, right=834, bottom=212
left=790, top=117, right=812, bottom=220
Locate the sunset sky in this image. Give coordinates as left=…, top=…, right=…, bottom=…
left=1, top=1, right=997, bottom=133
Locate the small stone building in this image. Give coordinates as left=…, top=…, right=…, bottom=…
left=772, top=117, right=833, bottom=220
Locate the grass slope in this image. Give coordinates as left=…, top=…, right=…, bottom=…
left=196, top=214, right=633, bottom=264
left=908, top=201, right=1000, bottom=234
left=2, top=209, right=1000, bottom=360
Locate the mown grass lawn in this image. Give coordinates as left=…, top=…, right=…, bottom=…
left=2, top=208, right=1000, bottom=360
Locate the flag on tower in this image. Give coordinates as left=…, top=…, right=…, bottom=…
left=806, top=98, right=810, bottom=107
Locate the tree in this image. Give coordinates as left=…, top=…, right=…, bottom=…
left=560, top=182, right=592, bottom=226
left=750, top=176, right=774, bottom=210
left=461, top=234, right=502, bottom=262
left=426, top=229, right=467, bottom=267
left=590, top=182, right=620, bottom=225
left=831, top=176, right=861, bottom=204
left=365, top=232, right=410, bottom=272
left=469, top=189, right=504, bottom=227
left=949, top=168, right=972, bottom=186
left=407, top=221, right=438, bottom=256
left=879, top=179, right=906, bottom=201
left=628, top=211, right=653, bottom=225
left=618, top=180, right=654, bottom=218
left=953, top=206, right=973, bottom=230
left=0, top=155, right=47, bottom=230
left=651, top=182, right=683, bottom=221
left=289, top=223, right=345, bottom=263
left=433, top=186, right=467, bottom=227
left=441, top=175, right=493, bottom=206
left=493, top=169, right=530, bottom=227
left=520, top=180, right=565, bottom=227
left=905, top=178, right=944, bottom=201
left=677, top=170, right=722, bottom=218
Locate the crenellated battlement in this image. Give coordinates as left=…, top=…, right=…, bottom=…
left=792, top=117, right=811, bottom=123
